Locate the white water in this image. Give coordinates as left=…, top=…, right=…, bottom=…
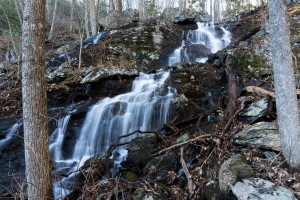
left=51, top=19, right=231, bottom=199
left=0, top=122, right=21, bottom=152
left=51, top=70, right=176, bottom=198
left=168, top=22, right=231, bottom=66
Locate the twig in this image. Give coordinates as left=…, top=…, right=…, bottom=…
left=158, top=134, right=221, bottom=154
left=180, top=147, right=195, bottom=194
left=222, top=99, right=247, bottom=135
left=244, top=86, right=276, bottom=98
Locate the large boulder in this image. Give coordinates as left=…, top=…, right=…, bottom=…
left=232, top=178, right=297, bottom=200
left=233, top=122, right=280, bottom=151
left=80, top=66, right=138, bottom=84
left=187, top=44, right=212, bottom=62
left=173, top=9, right=212, bottom=24
left=238, top=98, right=271, bottom=123
left=219, top=154, right=254, bottom=194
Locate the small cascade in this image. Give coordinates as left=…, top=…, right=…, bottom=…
left=0, top=122, right=22, bottom=152
left=51, top=70, right=176, bottom=198
left=168, top=22, right=231, bottom=66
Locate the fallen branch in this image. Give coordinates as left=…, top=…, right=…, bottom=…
left=232, top=25, right=261, bottom=46
left=244, top=86, right=275, bottom=98
left=222, top=99, right=247, bottom=135
left=158, top=134, right=221, bottom=154
left=180, top=147, right=195, bottom=194
left=196, top=109, right=217, bottom=133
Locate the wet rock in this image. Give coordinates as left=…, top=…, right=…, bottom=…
left=204, top=181, right=219, bottom=200
left=80, top=66, right=138, bottom=84
left=56, top=45, right=71, bottom=54
left=219, top=154, right=254, bottom=194
left=46, top=61, right=73, bottom=81
left=176, top=133, right=189, bottom=143
left=122, top=134, right=159, bottom=173
left=122, top=171, right=139, bottom=181
left=143, top=152, right=177, bottom=182
left=187, top=44, right=211, bottom=62
left=173, top=10, right=197, bottom=24
left=233, top=122, right=280, bottom=151
left=238, top=98, right=270, bottom=123
left=232, top=178, right=297, bottom=200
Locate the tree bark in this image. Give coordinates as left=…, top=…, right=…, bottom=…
left=115, top=0, right=122, bottom=12
left=139, top=0, right=144, bottom=20
left=179, top=0, right=183, bottom=12
left=22, top=0, right=53, bottom=199
left=269, top=0, right=300, bottom=169
left=109, top=0, right=115, bottom=11
left=70, top=0, right=76, bottom=32
left=89, top=0, right=97, bottom=35
left=48, top=0, right=58, bottom=40
left=84, top=0, right=90, bottom=38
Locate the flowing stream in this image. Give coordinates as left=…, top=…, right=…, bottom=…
left=50, top=22, right=231, bottom=199
left=168, top=22, right=231, bottom=66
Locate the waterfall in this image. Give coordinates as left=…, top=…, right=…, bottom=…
left=0, top=122, right=21, bottom=153
left=51, top=70, right=176, bottom=198
left=168, top=22, right=231, bottom=66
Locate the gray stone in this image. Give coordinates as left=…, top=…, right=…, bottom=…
left=219, top=154, right=254, bottom=194
left=233, top=122, right=280, bottom=151
left=56, top=45, right=71, bottom=55
left=239, top=98, right=270, bottom=123
left=99, top=9, right=138, bottom=30
left=80, top=66, right=138, bottom=84
left=187, top=44, right=211, bottom=62
left=232, top=178, right=297, bottom=200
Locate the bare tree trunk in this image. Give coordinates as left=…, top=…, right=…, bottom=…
left=179, top=0, right=183, bottom=12
left=139, top=0, right=144, bottom=20
left=183, top=0, right=187, bottom=10
left=115, top=0, right=122, bottom=12
left=70, top=0, right=76, bottom=32
left=14, top=0, right=23, bottom=28
left=84, top=0, right=90, bottom=38
left=48, top=0, right=58, bottom=40
left=269, top=0, right=300, bottom=169
left=22, top=0, right=53, bottom=199
left=109, top=0, right=115, bottom=11
left=89, top=0, right=97, bottom=35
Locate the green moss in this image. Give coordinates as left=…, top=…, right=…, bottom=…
left=123, top=171, right=139, bottom=181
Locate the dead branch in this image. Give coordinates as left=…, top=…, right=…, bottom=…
left=222, top=99, right=247, bottom=135
left=180, top=147, right=195, bottom=194
left=232, top=25, right=261, bottom=46
left=158, top=134, right=221, bottom=154
left=244, top=86, right=276, bottom=98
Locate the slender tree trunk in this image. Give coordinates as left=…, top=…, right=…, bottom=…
left=109, top=0, right=115, bottom=11
left=70, top=0, right=76, bottom=32
left=22, top=0, right=53, bottom=199
left=84, top=0, right=90, bottom=38
left=269, top=0, right=300, bottom=169
left=179, top=0, right=183, bottom=12
left=89, top=0, right=97, bottom=35
left=48, top=0, right=58, bottom=40
left=115, top=0, right=122, bottom=12
left=139, top=0, right=143, bottom=20
left=14, top=0, right=23, bottom=28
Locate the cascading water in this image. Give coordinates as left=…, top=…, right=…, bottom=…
left=50, top=18, right=231, bottom=199
left=168, top=22, right=231, bottom=66
left=0, top=122, right=22, bottom=152
left=51, top=70, right=176, bottom=198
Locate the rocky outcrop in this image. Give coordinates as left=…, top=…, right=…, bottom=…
left=80, top=66, right=138, bottom=84
left=99, top=9, right=139, bottom=30
left=233, top=122, right=280, bottom=151
left=238, top=98, right=271, bottom=123
left=172, top=9, right=212, bottom=24
left=232, top=178, right=297, bottom=200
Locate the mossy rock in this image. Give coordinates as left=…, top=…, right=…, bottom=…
left=122, top=170, right=139, bottom=182
left=219, top=154, right=254, bottom=194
